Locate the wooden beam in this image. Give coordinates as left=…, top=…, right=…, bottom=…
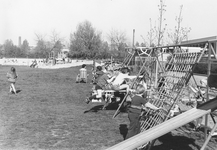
left=151, top=36, right=217, bottom=49
left=181, top=36, right=217, bottom=45
left=106, top=108, right=211, bottom=150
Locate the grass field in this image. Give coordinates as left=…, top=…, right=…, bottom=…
left=0, top=65, right=216, bottom=150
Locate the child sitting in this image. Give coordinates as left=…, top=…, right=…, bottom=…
left=76, top=64, right=88, bottom=83
left=126, top=84, right=161, bottom=139
left=110, top=67, right=137, bottom=92
left=6, top=67, right=18, bottom=94
left=92, top=66, right=104, bottom=84
left=169, top=104, right=180, bottom=117
left=86, top=71, right=116, bottom=104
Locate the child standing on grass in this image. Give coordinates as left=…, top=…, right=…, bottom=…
left=6, top=67, right=18, bottom=94
left=126, top=84, right=161, bottom=139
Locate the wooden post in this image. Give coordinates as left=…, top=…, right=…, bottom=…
left=133, top=29, right=135, bottom=47
left=201, top=122, right=217, bottom=150
left=155, top=48, right=159, bottom=88
left=111, top=56, right=113, bottom=70
left=93, top=59, right=96, bottom=71
left=205, top=42, right=211, bottom=140
left=108, top=108, right=210, bottom=150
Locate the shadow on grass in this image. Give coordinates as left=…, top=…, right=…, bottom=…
left=84, top=105, right=104, bottom=113
left=16, top=89, right=22, bottom=93
left=151, top=133, right=200, bottom=150
left=10, top=89, right=22, bottom=94
left=119, top=124, right=128, bottom=140
left=83, top=102, right=128, bottom=114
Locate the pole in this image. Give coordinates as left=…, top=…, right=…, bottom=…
left=132, top=29, right=135, bottom=70
left=155, top=48, right=159, bottom=88
left=111, top=56, right=113, bottom=70
left=205, top=42, right=211, bottom=140
left=133, top=29, right=135, bottom=47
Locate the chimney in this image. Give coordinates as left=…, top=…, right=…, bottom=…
left=19, top=36, right=21, bottom=47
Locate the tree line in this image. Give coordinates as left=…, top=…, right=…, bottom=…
left=0, top=22, right=129, bottom=60
left=0, top=1, right=190, bottom=60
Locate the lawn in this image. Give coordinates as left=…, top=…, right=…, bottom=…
left=0, top=65, right=216, bottom=150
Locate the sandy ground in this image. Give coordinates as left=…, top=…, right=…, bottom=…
left=38, top=60, right=94, bottom=69
left=0, top=58, right=94, bottom=69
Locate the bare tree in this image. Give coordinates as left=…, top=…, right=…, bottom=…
left=107, top=29, right=127, bottom=58
left=155, top=0, right=167, bottom=46
left=141, top=18, right=154, bottom=47
left=49, top=30, right=64, bottom=55
left=140, top=35, right=148, bottom=47
left=107, top=29, right=126, bottom=50
left=34, top=31, right=64, bottom=58
left=147, top=18, right=156, bottom=47
left=167, top=5, right=191, bottom=45
left=34, top=33, right=46, bottom=42
left=50, top=30, right=64, bottom=45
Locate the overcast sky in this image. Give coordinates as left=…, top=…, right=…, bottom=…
left=1, top=0, right=217, bottom=46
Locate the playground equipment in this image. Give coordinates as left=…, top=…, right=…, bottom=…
left=122, top=47, right=152, bottom=67
left=112, top=47, right=165, bottom=118
left=30, top=59, right=38, bottom=68
left=47, top=51, right=56, bottom=65
left=106, top=98, right=217, bottom=150
left=108, top=36, right=217, bottom=150
left=122, top=46, right=166, bottom=87
left=47, top=48, right=68, bottom=65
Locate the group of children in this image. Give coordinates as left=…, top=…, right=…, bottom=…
left=84, top=64, right=162, bottom=139
left=85, top=66, right=137, bottom=104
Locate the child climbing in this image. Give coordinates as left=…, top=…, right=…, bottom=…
left=126, top=84, right=162, bottom=139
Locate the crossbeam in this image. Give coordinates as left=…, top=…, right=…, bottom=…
left=106, top=108, right=211, bottom=150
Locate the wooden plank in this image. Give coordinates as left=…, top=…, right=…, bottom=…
left=106, top=108, right=211, bottom=150
left=103, top=90, right=126, bottom=93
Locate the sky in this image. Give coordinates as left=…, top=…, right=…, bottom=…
left=0, top=0, right=217, bottom=46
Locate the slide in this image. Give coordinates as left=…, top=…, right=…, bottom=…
left=106, top=97, right=217, bottom=150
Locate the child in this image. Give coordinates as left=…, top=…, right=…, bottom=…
left=86, top=71, right=116, bottom=104
left=169, top=104, right=180, bottom=117
left=92, top=66, right=104, bottom=84
left=76, top=64, right=88, bottom=83
left=6, top=67, right=18, bottom=94
left=126, top=84, right=161, bottom=139
left=111, top=67, right=137, bottom=92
